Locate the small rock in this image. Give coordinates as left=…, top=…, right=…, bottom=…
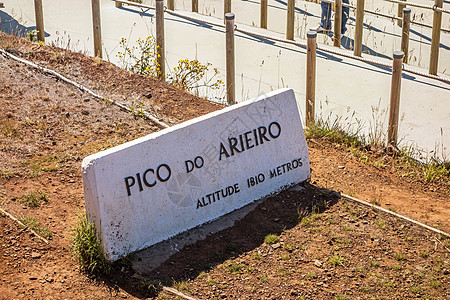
left=83, top=97, right=90, bottom=102
left=271, top=243, right=281, bottom=249
left=29, top=276, right=37, bottom=280
left=46, top=277, right=54, bottom=283
left=338, top=166, right=345, bottom=169
left=31, top=252, right=41, bottom=259
left=314, top=259, right=323, bottom=268
left=273, top=218, right=280, bottom=222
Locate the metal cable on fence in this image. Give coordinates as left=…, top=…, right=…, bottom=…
left=320, top=0, right=450, bottom=33
left=164, top=8, right=226, bottom=29
left=382, top=0, right=450, bottom=14
left=236, top=26, right=450, bottom=83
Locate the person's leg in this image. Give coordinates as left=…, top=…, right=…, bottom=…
left=341, top=0, right=350, bottom=34
left=320, top=1, right=332, bottom=30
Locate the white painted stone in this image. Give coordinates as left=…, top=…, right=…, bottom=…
left=82, top=88, right=310, bottom=261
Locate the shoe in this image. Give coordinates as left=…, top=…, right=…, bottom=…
left=310, top=25, right=329, bottom=33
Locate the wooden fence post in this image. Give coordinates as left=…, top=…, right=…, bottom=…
left=91, top=0, right=102, bottom=58
left=225, top=0, right=231, bottom=15
left=168, top=0, right=174, bottom=10
left=115, top=1, right=123, bottom=8
left=306, top=31, right=317, bottom=127
left=429, top=0, right=443, bottom=75
left=192, top=0, right=198, bottom=12
left=286, top=0, right=295, bottom=40
left=261, top=0, right=268, bottom=29
left=225, top=13, right=235, bottom=105
left=156, top=0, right=165, bottom=80
left=388, top=51, right=403, bottom=146
left=397, top=0, right=406, bottom=27
left=354, top=0, right=364, bottom=56
left=401, top=8, right=411, bottom=63
left=34, top=0, right=45, bottom=42
left=334, top=0, right=342, bottom=47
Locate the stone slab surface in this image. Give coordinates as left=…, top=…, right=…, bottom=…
left=82, top=88, right=310, bottom=260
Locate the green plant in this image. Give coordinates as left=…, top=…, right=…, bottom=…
left=20, top=191, right=48, bottom=207
left=169, top=58, right=223, bottom=94
left=173, top=281, right=190, bottom=292
left=300, top=216, right=314, bottom=227
left=259, top=275, right=268, bottom=282
left=71, top=214, right=109, bottom=274
left=226, top=263, right=243, bottom=274
left=419, top=251, right=429, bottom=258
left=429, top=280, right=441, bottom=288
left=137, top=278, right=160, bottom=296
left=409, top=286, right=420, bottom=293
left=206, top=279, right=216, bottom=286
left=305, top=110, right=363, bottom=147
left=117, top=36, right=160, bottom=78
left=306, top=271, right=316, bottom=278
left=369, top=260, right=380, bottom=267
left=375, top=219, right=386, bottom=229
left=335, top=295, right=349, bottom=300
left=264, top=234, right=279, bottom=244
left=328, top=255, right=345, bottom=266
left=18, top=216, right=52, bottom=239
left=252, top=252, right=261, bottom=259
left=394, top=253, right=406, bottom=261
left=281, top=254, right=291, bottom=260
left=27, top=30, right=38, bottom=42
left=392, top=265, right=402, bottom=271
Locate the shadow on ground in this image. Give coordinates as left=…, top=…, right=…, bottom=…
left=99, top=182, right=341, bottom=298
left=0, top=10, right=49, bottom=39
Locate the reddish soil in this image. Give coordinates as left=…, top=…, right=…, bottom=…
left=0, top=34, right=448, bottom=299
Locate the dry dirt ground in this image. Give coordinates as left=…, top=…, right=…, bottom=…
left=0, top=34, right=449, bottom=299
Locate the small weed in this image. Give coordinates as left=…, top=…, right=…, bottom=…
left=137, top=279, right=160, bottom=296
left=206, top=279, right=216, bottom=286
left=71, top=214, right=109, bottom=274
left=370, top=199, right=381, bottom=206
left=419, top=251, right=429, bottom=258
left=173, top=281, right=190, bottom=292
left=18, top=216, right=52, bottom=240
left=264, top=234, right=279, bottom=244
left=20, top=191, right=49, bottom=207
left=384, top=281, right=396, bottom=289
left=281, top=254, right=291, bottom=260
left=226, top=263, right=243, bottom=274
left=283, top=243, right=295, bottom=252
left=259, top=275, right=268, bottom=282
left=226, top=242, right=240, bottom=253
left=328, top=255, right=345, bottom=266
left=375, top=219, right=386, bottom=229
left=429, top=280, right=441, bottom=289
left=300, top=217, right=314, bottom=227
left=335, top=295, right=349, bottom=300
left=394, top=253, right=406, bottom=261
left=392, top=265, right=402, bottom=271
left=306, top=271, right=316, bottom=278
left=409, top=286, right=420, bottom=293
left=369, top=260, right=380, bottom=267
left=276, top=267, right=291, bottom=276
left=252, top=252, right=261, bottom=259
left=0, top=169, right=19, bottom=179
left=355, top=266, right=366, bottom=273
left=342, top=225, right=350, bottom=231
left=289, top=207, right=308, bottom=223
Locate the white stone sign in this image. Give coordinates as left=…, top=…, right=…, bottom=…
left=82, top=88, right=310, bottom=261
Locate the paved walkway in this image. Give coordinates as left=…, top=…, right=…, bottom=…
left=1, top=0, right=449, bottom=160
